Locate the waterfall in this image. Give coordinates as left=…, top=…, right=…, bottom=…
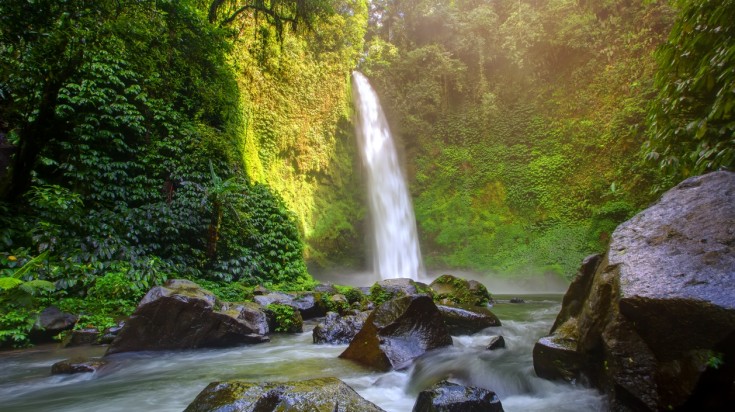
left=352, top=71, right=424, bottom=281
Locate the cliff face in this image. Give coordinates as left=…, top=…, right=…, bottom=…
left=533, top=171, right=735, bottom=411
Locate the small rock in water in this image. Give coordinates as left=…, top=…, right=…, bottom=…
left=313, top=311, right=369, bottom=344
left=509, top=298, right=525, bottom=304
left=412, top=381, right=504, bottom=412
left=486, top=335, right=506, bottom=350
left=436, top=305, right=501, bottom=335
left=51, top=357, right=108, bottom=375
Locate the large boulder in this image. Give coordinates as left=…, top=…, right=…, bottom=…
left=184, top=377, right=385, bottom=412
left=339, top=295, right=453, bottom=371
left=412, top=381, right=504, bottom=412
left=429, top=275, right=492, bottom=306
left=436, top=304, right=501, bottom=335
left=313, top=311, right=369, bottom=344
left=106, top=279, right=269, bottom=355
left=533, top=171, right=735, bottom=411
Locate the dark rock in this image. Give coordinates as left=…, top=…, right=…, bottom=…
left=327, top=293, right=351, bottom=315
left=509, top=298, right=525, bottom=304
left=184, top=377, right=385, bottom=412
left=430, top=275, right=492, bottom=306
left=486, top=336, right=505, bottom=351
left=436, top=305, right=500, bottom=335
left=106, top=279, right=269, bottom=355
left=99, top=321, right=126, bottom=345
left=30, top=306, right=77, bottom=342
left=533, top=171, right=735, bottom=411
left=339, top=295, right=453, bottom=371
left=313, top=311, right=369, bottom=344
left=63, top=328, right=100, bottom=347
left=412, top=381, right=504, bottom=412
left=292, top=292, right=328, bottom=319
left=51, top=357, right=108, bottom=375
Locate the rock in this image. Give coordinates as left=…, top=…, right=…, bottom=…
left=339, top=295, right=453, bottom=371
left=509, top=298, right=525, bottom=304
left=106, top=279, right=269, bottom=355
left=51, top=357, right=108, bottom=374
left=63, top=328, right=100, bottom=347
left=369, top=278, right=430, bottom=305
left=292, top=292, right=328, bottom=320
left=98, top=321, right=126, bottom=345
left=252, top=292, right=294, bottom=307
left=533, top=171, right=735, bottom=411
left=436, top=305, right=501, bottom=335
left=412, top=381, right=504, bottom=412
left=253, top=285, right=270, bottom=295
left=486, top=336, right=505, bottom=351
left=313, top=311, right=369, bottom=344
left=430, top=275, right=492, bottom=306
left=184, top=377, right=385, bottom=412
left=30, top=306, right=77, bottom=342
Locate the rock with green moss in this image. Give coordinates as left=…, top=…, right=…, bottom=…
left=429, top=275, right=492, bottom=306
left=339, top=295, right=452, bottom=371
left=106, top=279, right=269, bottom=355
left=184, top=377, right=385, bottom=412
left=369, top=278, right=433, bottom=305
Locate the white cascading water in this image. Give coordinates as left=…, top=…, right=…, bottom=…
left=352, top=71, right=424, bottom=281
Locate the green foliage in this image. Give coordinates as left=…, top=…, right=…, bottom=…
left=646, top=0, right=735, bottom=185
left=0, top=309, right=37, bottom=348
left=333, top=284, right=363, bottom=304
left=363, top=0, right=674, bottom=278
left=265, top=303, right=301, bottom=333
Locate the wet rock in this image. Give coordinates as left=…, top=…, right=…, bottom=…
left=184, top=377, right=385, bottom=412
left=412, top=381, right=504, bottom=412
left=30, top=306, right=77, bottom=342
left=63, top=328, right=100, bottom=347
left=339, top=295, right=453, bottom=371
left=327, top=294, right=351, bottom=315
left=436, top=305, right=501, bottom=335
left=98, top=321, right=126, bottom=345
left=51, top=357, right=108, bottom=374
left=509, top=298, right=525, bottom=304
left=486, top=336, right=505, bottom=351
left=313, top=311, right=369, bottom=344
left=430, top=275, right=492, bottom=306
left=533, top=171, right=735, bottom=411
left=106, top=279, right=269, bottom=355
left=291, top=292, right=328, bottom=320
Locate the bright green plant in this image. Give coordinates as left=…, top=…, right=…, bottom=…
left=266, top=303, right=301, bottom=333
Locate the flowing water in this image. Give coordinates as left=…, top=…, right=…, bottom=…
left=0, top=295, right=604, bottom=411
left=352, top=72, right=424, bottom=281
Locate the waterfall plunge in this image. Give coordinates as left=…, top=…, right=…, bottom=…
left=352, top=72, right=424, bottom=281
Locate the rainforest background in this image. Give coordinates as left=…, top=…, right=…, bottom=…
left=1, top=0, right=733, bottom=346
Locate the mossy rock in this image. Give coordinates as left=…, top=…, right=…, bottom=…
left=184, top=377, right=385, bottom=412
left=369, top=278, right=433, bottom=305
left=429, top=275, right=492, bottom=306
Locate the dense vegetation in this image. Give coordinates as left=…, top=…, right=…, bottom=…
left=360, top=0, right=731, bottom=276
left=1, top=0, right=733, bottom=347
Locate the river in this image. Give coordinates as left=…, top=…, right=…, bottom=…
left=0, top=295, right=604, bottom=411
